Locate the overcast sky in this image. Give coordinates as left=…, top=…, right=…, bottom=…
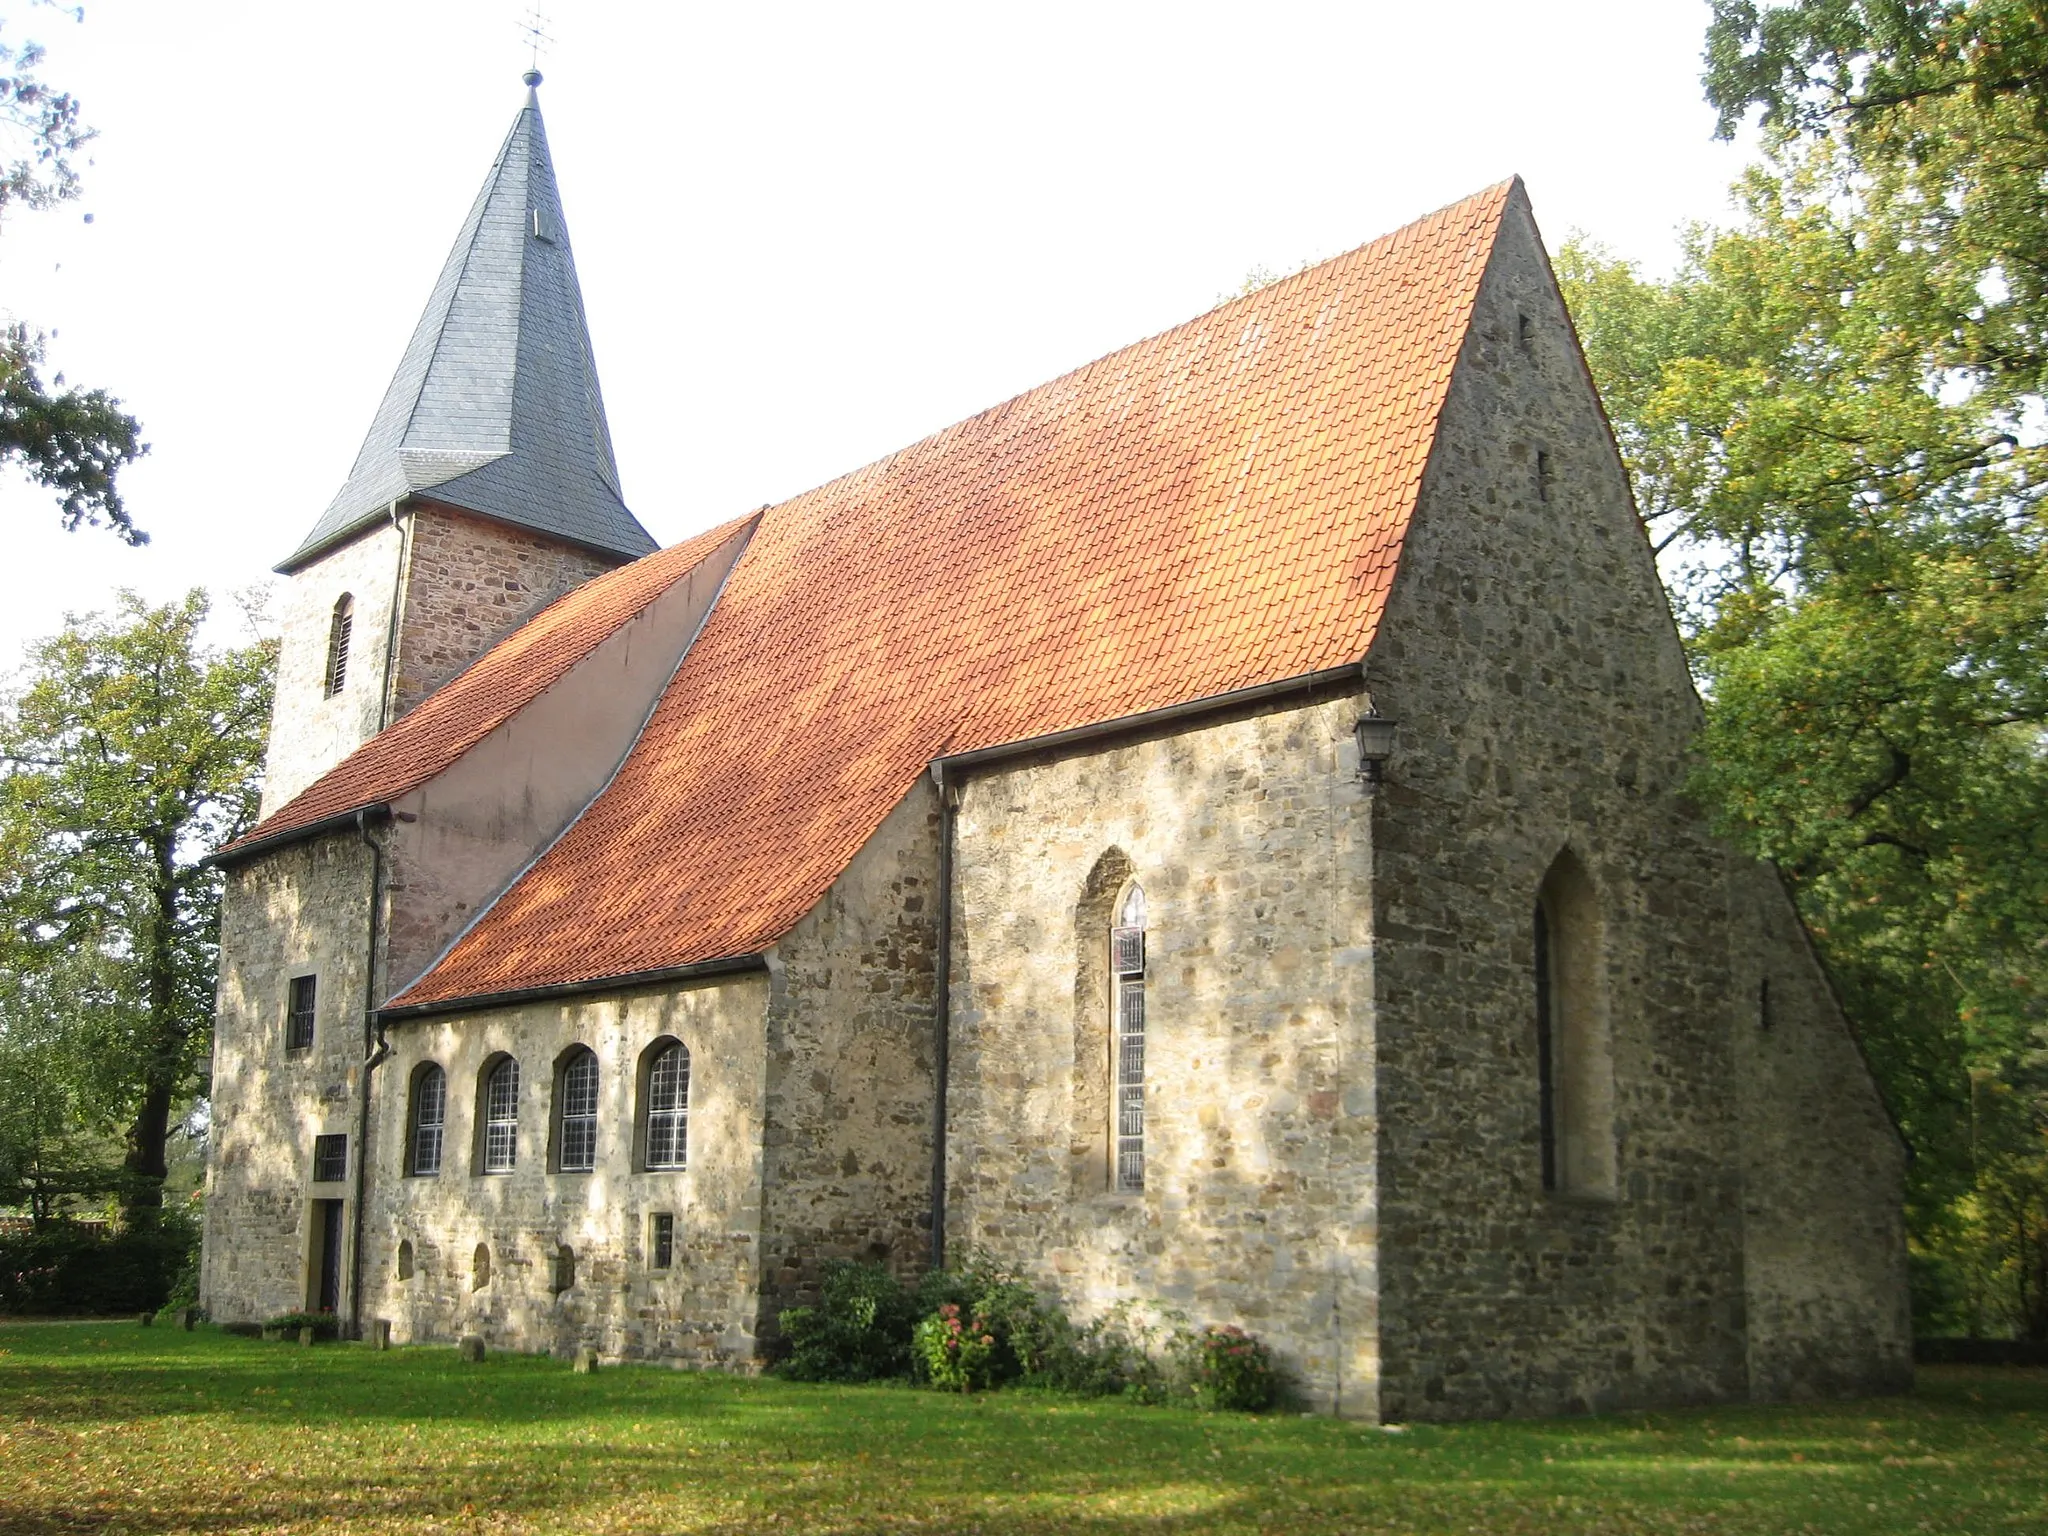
left=0, top=0, right=1749, bottom=662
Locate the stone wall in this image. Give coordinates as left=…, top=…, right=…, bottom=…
left=1360, top=188, right=1905, bottom=1419
left=755, top=785, right=944, bottom=1328
left=1731, top=864, right=1913, bottom=1398
left=390, top=504, right=618, bottom=718
left=260, top=525, right=406, bottom=817
left=202, top=832, right=377, bottom=1322
left=359, top=975, right=772, bottom=1366
left=943, top=694, right=1380, bottom=1417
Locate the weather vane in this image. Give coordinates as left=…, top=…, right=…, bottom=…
left=518, top=5, right=554, bottom=78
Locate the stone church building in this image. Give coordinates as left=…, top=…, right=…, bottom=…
left=201, top=76, right=1911, bottom=1419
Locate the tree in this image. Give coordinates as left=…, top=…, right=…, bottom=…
left=0, top=591, right=272, bottom=1219
left=0, top=11, right=146, bottom=541
left=1555, top=3, right=2048, bottom=1333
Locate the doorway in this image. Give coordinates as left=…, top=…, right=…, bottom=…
left=308, top=1199, right=344, bottom=1315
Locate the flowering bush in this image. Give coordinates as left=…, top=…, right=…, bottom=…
left=912, top=1301, right=999, bottom=1391
left=1177, top=1323, right=1279, bottom=1411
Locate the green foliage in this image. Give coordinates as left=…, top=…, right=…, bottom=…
left=0, top=1209, right=195, bottom=1315
left=772, top=1261, right=921, bottom=1381
left=776, top=1254, right=1276, bottom=1409
left=911, top=1301, right=998, bottom=1392
left=1559, top=3, right=2048, bottom=1336
left=1173, top=1324, right=1281, bottom=1412
left=0, top=591, right=273, bottom=1220
left=5, top=1325, right=2047, bottom=1533
left=0, top=13, right=146, bottom=541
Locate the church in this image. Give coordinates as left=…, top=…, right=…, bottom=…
left=199, top=74, right=1911, bottom=1420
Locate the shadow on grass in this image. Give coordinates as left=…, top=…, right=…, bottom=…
left=3, top=1324, right=2046, bottom=1535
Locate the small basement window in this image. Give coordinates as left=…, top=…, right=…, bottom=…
left=650, top=1212, right=674, bottom=1270
left=312, top=1133, right=347, bottom=1185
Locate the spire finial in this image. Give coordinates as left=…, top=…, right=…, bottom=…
left=518, top=6, right=553, bottom=90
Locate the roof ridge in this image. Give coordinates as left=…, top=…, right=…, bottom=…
left=710, top=181, right=1519, bottom=532
left=387, top=179, right=1523, bottom=1009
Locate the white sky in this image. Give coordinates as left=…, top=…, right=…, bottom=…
left=0, top=0, right=1748, bottom=662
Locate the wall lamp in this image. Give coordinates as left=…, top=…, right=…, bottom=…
left=1355, top=709, right=1398, bottom=785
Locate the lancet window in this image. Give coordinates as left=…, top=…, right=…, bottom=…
left=409, top=1064, right=446, bottom=1176
left=555, top=1047, right=599, bottom=1172
left=1112, top=883, right=1147, bottom=1193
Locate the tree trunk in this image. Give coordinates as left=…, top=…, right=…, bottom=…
left=121, top=831, right=183, bottom=1224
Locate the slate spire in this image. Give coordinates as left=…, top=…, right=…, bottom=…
left=279, top=72, right=656, bottom=572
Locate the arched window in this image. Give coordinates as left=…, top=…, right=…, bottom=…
left=551, top=1245, right=576, bottom=1295
left=471, top=1242, right=491, bottom=1291
left=640, top=1040, right=690, bottom=1171
left=481, top=1056, right=520, bottom=1174
left=1112, top=882, right=1147, bottom=1193
left=1534, top=849, right=1615, bottom=1198
left=407, top=1063, right=446, bottom=1176
left=396, top=1239, right=415, bottom=1281
left=325, top=594, right=354, bottom=697
left=553, top=1047, right=599, bottom=1173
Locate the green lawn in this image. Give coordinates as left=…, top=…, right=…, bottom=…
left=0, top=1323, right=2043, bottom=1534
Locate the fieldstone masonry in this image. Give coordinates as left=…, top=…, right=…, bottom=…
left=204, top=188, right=1909, bottom=1418
left=261, top=504, right=623, bottom=817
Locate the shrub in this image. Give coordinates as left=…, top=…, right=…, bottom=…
left=0, top=1215, right=195, bottom=1316
left=773, top=1261, right=919, bottom=1381
left=1175, top=1323, right=1280, bottom=1411
left=912, top=1301, right=999, bottom=1391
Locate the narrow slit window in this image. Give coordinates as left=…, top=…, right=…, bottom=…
left=1533, top=906, right=1558, bottom=1192
left=325, top=595, right=354, bottom=697
left=1759, top=977, right=1773, bottom=1031
left=644, top=1042, right=690, bottom=1170
left=1518, top=312, right=1534, bottom=353
left=409, top=1064, right=446, bottom=1176
left=650, top=1212, right=674, bottom=1269
left=285, top=975, right=316, bottom=1052
left=1536, top=449, right=1554, bottom=503
left=483, top=1058, right=520, bottom=1174
left=1112, top=883, right=1147, bottom=1193
left=556, top=1048, right=599, bottom=1172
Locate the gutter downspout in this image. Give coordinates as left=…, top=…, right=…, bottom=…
left=927, top=763, right=957, bottom=1271
left=348, top=807, right=390, bottom=1340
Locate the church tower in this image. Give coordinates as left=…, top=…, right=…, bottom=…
left=261, top=71, right=655, bottom=815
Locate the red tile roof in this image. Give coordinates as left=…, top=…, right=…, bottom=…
left=391, top=180, right=1516, bottom=1008
left=231, top=511, right=757, bottom=852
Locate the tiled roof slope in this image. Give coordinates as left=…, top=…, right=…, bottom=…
left=232, top=513, right=757, bottom=852
left=392, top=180, right=1516, bottom=1009
left=278, top=80, right=657, bottom=572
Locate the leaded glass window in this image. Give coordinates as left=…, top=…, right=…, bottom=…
left=409, top=1064, right=445, bottom=1176
left=1113, top=882, right=1147, bottom=1192
left=483, top=1057, right=519, bottom=1174
left=557, top=1049, right=598, bottom=1172
left=645, top=1042, right=690, bottom=1171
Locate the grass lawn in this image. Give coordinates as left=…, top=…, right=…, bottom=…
left=0, top=1322, right=2043, bottom=1534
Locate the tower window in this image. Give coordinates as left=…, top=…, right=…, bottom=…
left=481, top=1056, right=520, bottom=1174
left=640, top=1040, right=690, bottom=1171
left=311, top=1133, right=347, bottom=1185
left=1536, top=449, right=1554, bottom=502
left=325, top=595, right=354, bottom=697
left=1518, top=312, right=1534, bottom=353
left=553, top=1047, right=599, bottom=1173
left=285, top=975, right=316, bottom=1052
left=408, top=1063, right=446, bottom=1176
left=1112, top=882, right=1147, bottom=1193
